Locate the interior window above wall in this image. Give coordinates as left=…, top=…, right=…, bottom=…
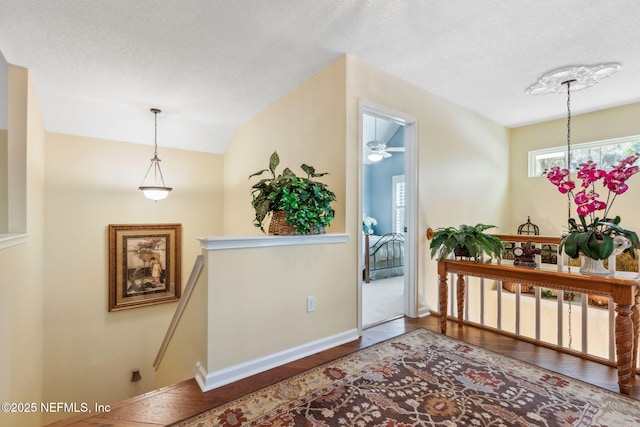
left=528, top=135, right=640, bottom=177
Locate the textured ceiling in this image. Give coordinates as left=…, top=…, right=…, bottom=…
left=1, top=1, right=639, bottom=154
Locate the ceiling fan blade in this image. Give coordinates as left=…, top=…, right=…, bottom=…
left=366, top=140, right=387, bottom=150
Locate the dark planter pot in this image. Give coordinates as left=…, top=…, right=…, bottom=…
left=454, top=245, right=471, bottom=258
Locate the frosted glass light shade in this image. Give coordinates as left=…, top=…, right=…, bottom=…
left=139, top=186, right=172, bottom=201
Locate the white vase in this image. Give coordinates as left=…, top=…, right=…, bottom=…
left=578, top=236, right=631, bottom=276
left=613, top=235, right=631, bottom=255
left=579, top=256, right=610, bottom=276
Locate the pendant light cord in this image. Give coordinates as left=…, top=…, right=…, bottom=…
left=154, top=109, right=159, bottom=156
left=563, top=79, right=575, bottom=350
left=565, top=80, right=573, bottom=226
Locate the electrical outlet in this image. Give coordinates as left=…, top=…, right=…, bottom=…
left=307, top=296, right=315, bottom=312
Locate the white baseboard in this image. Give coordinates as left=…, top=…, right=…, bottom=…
left=195, top=328, right=360, bottom=392
left=418, top=306, right=431, bottom=317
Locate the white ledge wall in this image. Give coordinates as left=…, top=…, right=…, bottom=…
left=195, top=234, right=357, bottom=391
left=198, top=233, right=349, bottom=250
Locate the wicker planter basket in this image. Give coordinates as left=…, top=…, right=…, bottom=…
left=502, top=282, right=533, bottom=294
left=268, top=210, right=325, bottom=235
left=587, top=294, right=610, bottom=308
left=269, top=211, right=297, bottom=235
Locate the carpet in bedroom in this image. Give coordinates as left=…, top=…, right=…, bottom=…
left=362, top=275, right=404, bottom=326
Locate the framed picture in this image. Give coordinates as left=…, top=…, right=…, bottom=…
left=108, top=223, right=182, bottom=311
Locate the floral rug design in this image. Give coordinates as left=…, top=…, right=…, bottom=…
left=175, top=329, right=640, bottom=426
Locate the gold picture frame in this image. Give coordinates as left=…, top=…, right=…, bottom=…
left=108, top=223, right=182, bottom=311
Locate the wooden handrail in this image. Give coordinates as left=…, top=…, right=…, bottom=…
left=424, top=228, right=562, bottom=245
left=491, top=234, right=562, bottom=245
left=437, top=259, right=639, bottom=394
left=154, top=255, right=204, bottom=369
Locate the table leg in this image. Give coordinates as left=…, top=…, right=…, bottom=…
left=615, top=303, right=634, bottom=394
left=439, top=274, right=448, bottom=334
left=456, top=274, right=465, bottom=327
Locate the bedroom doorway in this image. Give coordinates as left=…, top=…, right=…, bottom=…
left=360, top=104, right=417, bottom=329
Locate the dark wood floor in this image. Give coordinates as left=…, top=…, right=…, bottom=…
left=47, top=315, right=639, bottom=426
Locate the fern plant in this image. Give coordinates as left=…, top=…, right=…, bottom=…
left=429, top=223, right=504, bottom=262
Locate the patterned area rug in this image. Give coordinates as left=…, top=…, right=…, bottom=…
left=175, top=329, right=640, bottom=426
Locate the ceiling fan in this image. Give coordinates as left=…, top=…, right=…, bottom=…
left=366, top=140, right=392, bottom=162
left=365, top=116, right=403, bottom=162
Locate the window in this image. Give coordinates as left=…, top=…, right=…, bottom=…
left=392, top=175, right=405, bottom=234
left=528, top=135, right=640, bottom=177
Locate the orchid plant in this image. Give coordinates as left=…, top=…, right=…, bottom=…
left=546, top=153, right=640, bottom=260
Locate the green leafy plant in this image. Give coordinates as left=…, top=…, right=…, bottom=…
left=249, top=151, right=336, bottom=235
left=540, top=289, right=555, bottom=298
left=561, top=215, right=638, bottom=260
left=429, top=223, right=505, bottom=262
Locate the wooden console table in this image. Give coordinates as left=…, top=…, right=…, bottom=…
left=437, top=259, right=639, bottom=394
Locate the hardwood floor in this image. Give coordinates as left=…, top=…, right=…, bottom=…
left=46, top=315, right=639, bottom=426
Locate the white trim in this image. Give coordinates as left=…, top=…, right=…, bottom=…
left=418, top=306, right=432, bottom=318
left=359, top=100, right=419, bottom=325
left=403, top=119, right=419, bottom=319
left=0, top=233, right=28, bottom=250
left=194, top=362, right=209, bottom=391
left=194, top=328, right=360, bottom=392
left=197, top=233, right=349, bottom=250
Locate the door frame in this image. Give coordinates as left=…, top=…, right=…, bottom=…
left=358, top=100, right=418, bottom=332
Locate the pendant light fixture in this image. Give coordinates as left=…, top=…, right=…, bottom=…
left=139, top=108, right=172, bottom=201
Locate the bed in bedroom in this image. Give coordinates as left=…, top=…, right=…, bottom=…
left=364, top=233, right=405, bottom=283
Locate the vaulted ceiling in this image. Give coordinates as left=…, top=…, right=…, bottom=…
left=1, top=1, right=639, bottom=154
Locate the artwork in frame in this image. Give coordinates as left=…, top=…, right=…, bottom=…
left=108, top=223, right=182, bottom=311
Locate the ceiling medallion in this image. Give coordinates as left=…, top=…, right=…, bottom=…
left=526, top=62, right=621, bottom=95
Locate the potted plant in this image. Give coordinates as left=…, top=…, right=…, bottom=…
left=428, top=223, right=505, bottom=262
left=249, top=151, right=336, bottom=235
left=546, top=154, right=639, bottom=274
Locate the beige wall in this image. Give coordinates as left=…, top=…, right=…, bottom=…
left=224, top=56, right=347, bottom=236
left=0, top=129, right=6, bottom=232
left=0, top=51, right=7, bottom=233
left=212, top=57, right=356, bottom=370
left=345, top=56, right=510, bottom=311
left=41, top=133, right=223, bottom=424
left=204, top=241, right=353, bottom=373
left=509, top=103, right=640, bottom=236
left=0, top=66, right=45, bottom=427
